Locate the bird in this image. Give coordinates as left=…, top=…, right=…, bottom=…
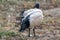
left=19, top=3, right=44, bottom=37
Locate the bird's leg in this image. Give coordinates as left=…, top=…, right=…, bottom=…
left=28, top=28, right=30, bottom=37
left=33, top=27, right=36, bottom=37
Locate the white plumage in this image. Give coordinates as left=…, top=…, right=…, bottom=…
left=23, top=8, right=44, bottom=28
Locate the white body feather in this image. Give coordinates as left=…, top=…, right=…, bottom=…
left=23, top=8, right=44, bottom=28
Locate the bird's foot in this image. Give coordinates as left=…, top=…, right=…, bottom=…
left=28, top=34, right=33, bottom=37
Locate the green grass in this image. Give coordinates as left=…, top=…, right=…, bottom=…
left=0, top=31, right=18, bottom=38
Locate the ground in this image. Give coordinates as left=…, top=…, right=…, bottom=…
left=0, top=7, right=60, bottom=40
left=0, top=0, right=60, bottom=40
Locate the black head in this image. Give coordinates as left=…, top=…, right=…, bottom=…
left=19, top=23, right=26, bottom=32
left=19, top=15, right=30, bottom=32
left=34, top=3, right=40, bottom=8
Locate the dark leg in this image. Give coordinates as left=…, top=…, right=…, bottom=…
left=28, top=28, right=30, bottom=37
left=33, top=27, right=36, bottom=37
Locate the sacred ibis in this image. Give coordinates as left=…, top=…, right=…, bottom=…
left=19, top=3, right=44, bottom=37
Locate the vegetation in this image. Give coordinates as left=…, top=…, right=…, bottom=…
left=0, top=31, right=17, bottom=38
left=0, top=0, right=60, bottom=40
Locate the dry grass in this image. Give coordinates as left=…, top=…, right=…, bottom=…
left=0, top=0, right=60, bottom=40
